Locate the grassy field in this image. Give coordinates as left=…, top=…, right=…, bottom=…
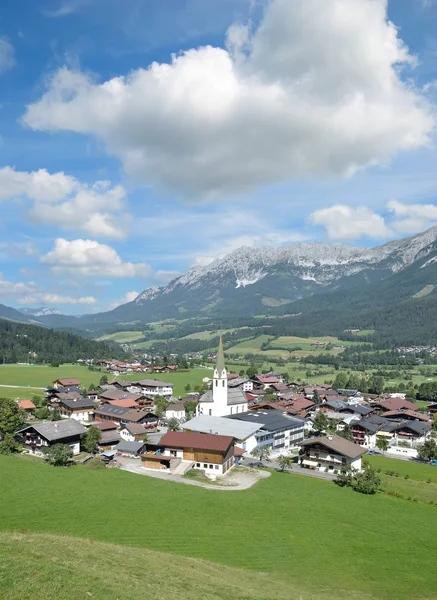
left=1, top=456, right=436, bottom=599
left=0, top=532, right=294, bottom=600
left=0, top=364, right=214, bottom=397
left=98, top=330, right=144, bottom=343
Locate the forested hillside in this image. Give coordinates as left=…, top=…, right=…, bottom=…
left=0, top=319, right=125, bottom=364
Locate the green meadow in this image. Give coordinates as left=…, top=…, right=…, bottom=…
left=1, top=455, right=436, bottom=600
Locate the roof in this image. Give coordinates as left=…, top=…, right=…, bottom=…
left=19, top=419, right=86, bottom=442
left=160, top=431, right=234, bottom=452
left=99, top=389, right=139, bottom=401
left=59, top=397, right=95, bottom=410
left=215, top=335, right=226, bottom=375
left=95, top=404, right=130, bottom=417
left=116, top=440, right=146, bottom=454
left=91, top=421, right=117, bottom=431
left=382, top=410, right=430, bottom=422
left=254, top=374, right=280, bottom=384
left=122, top=409, right=159, bottom=423
left=123, top=423, right=147, bottom=435
left=54, top=392, right=82, bottom=402
left=383, top=420, right=431, bottom=435
left=107, top=399, right=139, bottom=408
left=228, top=409, right=305, bottom=432
left=17, top=400, right=36, bottom=410
left=100, top=430, right=121, bottom=444
left=166, top=402, right=186, bottom=412
left=377, top=398, right=419, bottom=411
left=352, top=420, right=378, bottom=433
left=227, top=377, right=251, bottom=388
left=199, top=387, right=247, bottom=406
left=54, top=378, right=81, bottom=386
left=133, top=379, right=173, bottom=387
left=183, top=415, right=263, bottom=440
left=300, top=434, right=367, bottom=459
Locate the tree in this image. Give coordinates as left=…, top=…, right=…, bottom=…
left=334, top=466, right=354, bottom=487
left=154, top=395, right=170, bottom=418
left=312, top=411, right=329, bottom=434
left=184, top=383, right=192, bottom=393
left=99, top=375, right=108, bottom=386
left=184, top=401, right=197, bottom=418
left=433, top=413, right=437, bottom=432
left=250, top=446, right=271, bottom=463
left=44, top=443, right=73, bottom=466
left=82, top=426, right=101, bottom=453
left=167, top=418, right=180, bottom=431
left=50, top=409, right=62, bottom=421
left=338, top=424, right=353, bottom=442
left=246, top=365, right=257, bottom=379
left=312, top=389, right=321, bottom=404
left=351, top=463, right=381, bottom=494
left=0, top=398, right=25, bottom=437
left=417, top=439, right=437, bottom=462
left=277, top=454, right=294, bottom=472
left=376, top=437, right=389, bottom=454
left=0, top=433, right=20, bottom=454
left=35, top=407, right=50, bottom=420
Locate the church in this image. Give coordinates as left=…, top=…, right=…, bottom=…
left=196, top=336, right=248, bottom=417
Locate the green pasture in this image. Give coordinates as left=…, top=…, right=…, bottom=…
left=0, top=456, right=436, bottom=600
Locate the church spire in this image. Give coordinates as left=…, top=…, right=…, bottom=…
left=215, top=334, right=226, bottom=375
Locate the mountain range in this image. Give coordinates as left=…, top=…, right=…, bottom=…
left=2, top=226, right=437, bottom=339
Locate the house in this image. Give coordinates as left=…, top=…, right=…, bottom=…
left=227, top=378, right=254, bottom=392
left=52, top=378, right=81, bottom=388
left=141, top=431, right=236, bottom=475
left=351, top=420, right=379, bottom=448
left=120, top=423, right=148, bottom=442
left=197, top=337, right=248, bottom=417
left=94, top=404, right=159, bottom=428
left=91, top=421, right=121, bottom=445
left=131, top=379, right=173, bottom=398
left=165, top=402, right=186, bottom=422
left=58, top=397, right=95, bottom=422
left=46, top=388, right=82, bottom=405
left=252, top=374, right=281, bottom=389
left=384, top=421, right=431, bottom=446
left=17, top=419, right=86, bottom=455
left=299, top=434, right=366, bottom=472
left=428, top=403, right=437, bottom=416
left=228, top=409, right=305, bottom=454
left=373, top=398, right=419, bottom=412
left=106, top=398, right=139, bottom=409
left=381, top=410, right=431, bottom=423
left=17, top=400, right=36, bottom=414
left=116, top=440, right=147, bottom=457
left=182, top=414, right=263, bottom=453
left=86, top=389, right=100, bottom=401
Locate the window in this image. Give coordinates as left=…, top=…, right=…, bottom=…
left=215, top=465, right=219, bottom=469
left=230, top=407, right=233, bottom=415
left=209, top=409, right=212, bottom=416
left=215, top=380, right=218, bottom=387
left=209, top=464, right=213, bottom=469
left=222, top=380, right=225, bottom=387
left=196, top=463, right=200, bottom=467
left=203, top=464, right=208, bottom=468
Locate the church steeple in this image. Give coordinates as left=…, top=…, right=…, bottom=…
left=215, top=334, right=226, bottom=378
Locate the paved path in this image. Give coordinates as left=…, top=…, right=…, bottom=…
left=117, top=458, right=271, bottom=491
left=0, top=384, right=45, bottom=390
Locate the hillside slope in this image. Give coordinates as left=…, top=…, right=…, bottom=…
left=0, top=532, right=296, bottom=600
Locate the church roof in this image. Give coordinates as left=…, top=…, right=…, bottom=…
left=215, top=335, right=226, bottom=374
left=199, top=387, right=247, bottom=406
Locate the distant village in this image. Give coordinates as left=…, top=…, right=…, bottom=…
left=13, top=337, right=437, bottom=480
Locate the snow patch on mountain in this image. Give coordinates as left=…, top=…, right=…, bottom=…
left=19, top=307, right=63, bottom=317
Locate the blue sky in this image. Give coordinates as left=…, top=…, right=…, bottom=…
left=0, top=0, right=436, bottom=313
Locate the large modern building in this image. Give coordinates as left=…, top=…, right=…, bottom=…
left=196, top=337, right=248, bottom=417
left=183, top=414, right=262, bottom=452
left=227, top=409, right=305, bottom=455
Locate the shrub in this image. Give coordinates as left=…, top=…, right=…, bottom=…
left=404, top=475, right=409, bottom=480
left=85, top=457, right=106, bottom=469
left=426, top=478, right=432, bottom=484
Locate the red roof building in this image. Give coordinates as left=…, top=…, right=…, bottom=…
left=17, top=400, right=36, bottom=411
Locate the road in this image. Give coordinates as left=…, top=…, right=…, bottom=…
left=0, top=384, right=45, bottom=390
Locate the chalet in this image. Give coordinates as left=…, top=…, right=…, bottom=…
left=120, top=423, right=147, bottom=442
left=373, top=398, right=419, bottom=413
left=94, top=404, right=159, bottom=428
left=17, top=400, right=36, bottom=414
left=252, top=374, right=281, bottom=389
left=183, top=414, right=262, bottom=453
left=58, top=397, right=95, bottom=422
left=141, top=431, right=236, bottom=475
left=132, top=379, right=173, bottom=398
left=321, top=400, right=372, bottom=418
left=382, top=410, right=430, bottom=422
left=52, top=378, right=81, bottom=389
left=384, top=421, right=431, bottom=445
left=106, top=399, right=139, bottom=409
left=46, top=388, right=81, bottom=404
left=116, top=440, right=147, bottom=457
left=17, top=420, right=86, bottom=456
left=227, top=378, right=254, bottom=392
left=165, top=402, right=186, bottom=422
left=90, top=421, right=120, bottom=445
left=86, top=389, right=100, bottom=401
left=351, top=420, right=379, bottom=448
left=228, top=409, right=305, bottom=454
left=299, top=434, right=366, bottom=472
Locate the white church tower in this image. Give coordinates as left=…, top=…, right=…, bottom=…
left=212, top=334, right=228, bottom=414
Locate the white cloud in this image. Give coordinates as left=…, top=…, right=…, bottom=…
left=23, top=0, right=434, bottom=199
left=40, top=238, right=152, bottom=278
left=387, top=200, right=437, bottom=234
left=106, top=290, right=139, bottom=311
left=309, top=205, right=392, bottom=241
left=0, top=38, right=15, bottom=74
left=0, top=166, right=127, bottom=239
left=0, top=241, right=39, bottom=258
left=43, top=0, right=91, bottom=18
left=0, top=272, right=96, bottom=305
